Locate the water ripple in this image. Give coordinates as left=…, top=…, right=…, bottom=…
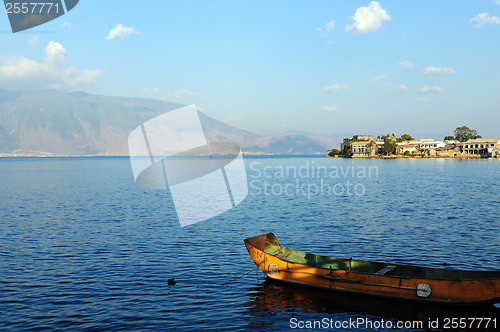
left=0, top=157, right=499, bottom=331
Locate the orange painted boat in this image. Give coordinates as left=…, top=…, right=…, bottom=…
left=244, top=233, right=500, bottom=305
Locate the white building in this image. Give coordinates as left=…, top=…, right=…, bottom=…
left=350, top=140, right=383, bottom=157
left=462, top=138, right=500, bottom=157
left=419, top=138, right=445, bottom=150
left=397, top=139, right=445, bottom=153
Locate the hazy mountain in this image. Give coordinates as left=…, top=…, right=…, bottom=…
left=0, top=89, right=183, bottom=155
left=0, top=89, right=334, bottom=155
left=246, top=133, right=328, bottom=154
left=282, top=130, right=340, bottom=149
left=197, top=111, right=261, bottom=148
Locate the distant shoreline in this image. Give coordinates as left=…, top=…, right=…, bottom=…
left=0, top=152, right=328, bottom=158
left=1, top=153, right=499, bottom=159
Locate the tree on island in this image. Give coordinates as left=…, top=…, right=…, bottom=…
left=397, top=133, right=414, bottom=142
left=384, top=137, right=396, bottom=155
left=453, top=126, right=481, bottom=142
left=381, top=133, right=412, bottom=142
left=401, top=133, right=413, bottom=140
left=327, top=148, right=341, bottom=156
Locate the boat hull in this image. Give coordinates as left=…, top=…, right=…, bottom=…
left=244, top=233, right=500, bottom=305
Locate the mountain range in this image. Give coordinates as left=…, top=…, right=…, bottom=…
left=0, top=89, right=339, bottom=155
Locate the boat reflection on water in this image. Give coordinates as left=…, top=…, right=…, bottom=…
left=246, top=278, right=500, bottom=331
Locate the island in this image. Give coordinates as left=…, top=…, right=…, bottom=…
left=329, top=127, right=500, bottom=159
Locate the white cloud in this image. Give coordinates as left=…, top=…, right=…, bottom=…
left=61, top=22, right=72, bottom=28
left=317, top=21, right=335, bottom=36
left=418, top=85, right=445, bottom=93
left=45, top=40, right=67, bottom=67
left=368, top=75, right=387, bottom=81
left=64, top=67, right=103, bottom=88
left=421, top=66, right=456, bottom=75
left=390, top=84, right=409, bottom=91
left=496, top=0, right=500, bottom=5
left=324, top=21, right=335, bottom=31
left=0, top=41, right=102, bottom=90
left=470, top=13, right=500, bottom=28
left=399, top=60, right=414, bottom=68
left=143, top=87, right=162, bottom=95
left=345, top=1, right=390, bottom=34
left=323, top=84, right=347, bottom=93
left=28, top=36, right=39, bottom=45
left=416, top=96, right=429, bottom=102
left=165, top=89, right=201, bottom=99
left=321, top=105, right=340, bottom=112
left=144, top=87, right=201, bottom=100
left=0, top=57, right=45, bottom=79
left=106, top=24, right=139, bottom=40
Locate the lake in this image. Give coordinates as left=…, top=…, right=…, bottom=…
left=0, top=156, right=499, bottom=331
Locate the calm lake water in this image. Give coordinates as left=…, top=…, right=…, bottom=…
left=1, top=156, right=499, bottom=331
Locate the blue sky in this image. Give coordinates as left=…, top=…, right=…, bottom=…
left=1, top=1, right=500, bottom=139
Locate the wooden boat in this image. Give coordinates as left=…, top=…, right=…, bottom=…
left=244, top=233, right=500, bottom=305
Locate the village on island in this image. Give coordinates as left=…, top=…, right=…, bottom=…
left=329, top=126, right=500, bottom=159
